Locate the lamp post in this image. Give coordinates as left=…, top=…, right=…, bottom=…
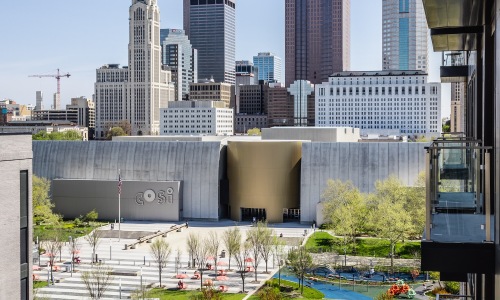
left=278, top=259, right=283, bottom=288
left=110, top=239, right=112, bottom=260
left=140, top=267, right=143, bottom=300
left=119, top=277, right=122, bottom=299
left=69, top=236, right=73, bottom=277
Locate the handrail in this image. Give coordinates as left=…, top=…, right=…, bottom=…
left=125, top=223, right=188, bottom=249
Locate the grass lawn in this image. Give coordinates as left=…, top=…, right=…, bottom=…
left=143, top=288, right=257, bottom=300
left=305, top=231, right=421, bottom=258
left=34, top=221, right=106, bottom=242
left=33, top=281, right=48, bottom=289
left=265, top=278, right=324, bottom=299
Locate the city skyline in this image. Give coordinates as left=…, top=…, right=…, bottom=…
left=0, top=0, right=450, bottom=118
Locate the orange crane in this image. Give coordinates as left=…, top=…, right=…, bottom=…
left=29, top=69, right=71, bottom=109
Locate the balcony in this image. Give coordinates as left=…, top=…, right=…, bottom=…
left=421, top=138, right=494, bottom=277
left=440, top=51, right=469, bottom=83
left=423, top=0, right=483, bottom=51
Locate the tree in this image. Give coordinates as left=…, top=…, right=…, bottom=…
left=149, top=239, right=172, bottom=287
left=81, top=264, right=114, bottom=299
left=67, top=237, right=81, bottom=276
left=84, top=229, right=104, bottom=263
left=247, top=222, right=264, bottom=282
left=222, top=227, right=241, bottom=271
left=287, top=246, right=313, bottom=295
left=42, top=237, right=63, bottom=284
left=371, top=177, right=413, bottom=273
left=234, top=241, right=251, bottom=293
left=322, top=179, right=367, bottom=253
left=404, top=172, right=426, bottom=237
left=272, top=236, right=286, bottom=287
left=258, top=222, right=274, bottom=273
left=106, top=127, right=127, bottom=140
left=247, top=128, right=261, bottom=136
left=188, top=233, right=210, bottom=289
left=206, top=231, right=221, bottom=275
left=32, top=175, right=60, bottom=225
left=187, top=232, right=200, bottom=269
left=32, top=130, right=82, bottom=140
left=84, top=209, right=99, bottom=225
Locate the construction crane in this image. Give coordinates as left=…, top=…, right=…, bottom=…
left=29, top=69, right=71, bottom=110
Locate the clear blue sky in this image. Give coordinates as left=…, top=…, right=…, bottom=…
left=0, top=0, right=449, bottom=118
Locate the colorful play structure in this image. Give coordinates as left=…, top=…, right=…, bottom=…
left=386, top=279, right=416, bottom=299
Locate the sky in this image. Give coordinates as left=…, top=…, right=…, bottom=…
left=0, top=0, right=450, bottom=118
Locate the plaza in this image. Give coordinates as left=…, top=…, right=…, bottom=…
left=34, top=220, right=310, bottom=299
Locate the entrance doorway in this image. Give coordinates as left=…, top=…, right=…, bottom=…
left=240, top=207, right=266, bottom=222
left=283, top=208, right=300, bottom=222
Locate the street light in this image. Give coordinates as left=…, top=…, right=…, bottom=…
left=69, top=236, right=73, bottom=277
left=119, top=277, right=122, bottom=299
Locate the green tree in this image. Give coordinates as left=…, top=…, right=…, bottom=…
left=322, top=179, right=367, bottom=253
left=106, top=127, right=127, bottom=140
left=257, top=222, right=274, bottom=273
left=404, top=172, right=426, bottom=237
left=32, top=131, right=50, bottom=140
left=32, top=175, right=60, bottom=225
left=84, top=209, right=99, bottom=224
left=62, top=130, right=82, bottom=140
left=287, top=246, right=313, bottom=295
left=247, top=127, right=261, bottom=136
left=149, top=239, right=172, bottom=287
left=222, top=227, right=241, bottom=270
left=247, top=222, right=264, bottom=282
left=370, top=177, right=413, bottom=273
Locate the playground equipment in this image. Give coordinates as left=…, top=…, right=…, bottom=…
left=386, top=279, right=416, bottom=299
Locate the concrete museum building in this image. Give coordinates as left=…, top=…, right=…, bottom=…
left=33, top=131, right=426, bottom=224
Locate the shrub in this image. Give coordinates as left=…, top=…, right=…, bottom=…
left=431, top=287, right=449, bottom=296
left=444, top=281, right=460, bottom=294
left=84, top=209, right=99, bottom=223
left=375, top=292, right=394, bottom=300
left=258, top=287, right=282, bottom=300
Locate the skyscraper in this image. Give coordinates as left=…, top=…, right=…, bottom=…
left=382, top=0, right=428, bottom=71
left=94, top=0, right=174, bottom=138
left=253, top=52, right=282, bottom=83
left=35, top=91, right=43, bottom=111
left=183, top=0, right=236, bottom=84
left=160, top=29, right=198, bottom=101
left=285, top=0, right=350, bottom=87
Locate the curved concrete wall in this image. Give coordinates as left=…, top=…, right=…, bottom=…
left=301, top=142, right=428, bottom=223
left=33, top=141, right=222, bottom=220
left=228, top=141, right=302, bottom=223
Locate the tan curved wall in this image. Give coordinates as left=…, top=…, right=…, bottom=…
left=228, top=141, right=302, bottom=222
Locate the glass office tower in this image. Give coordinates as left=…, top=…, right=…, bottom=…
left=253, top=52, right=282, bottom=83
left=382, top=0, right=428, bottom=71
left=183, top=0, right=236, bottom=84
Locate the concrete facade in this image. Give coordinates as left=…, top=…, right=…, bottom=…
left=53, top=180, right=182, bottom=221
left=0, top=134, right=33, bottom=300
left=300, top=142, right=427, bottom=223
left=33, top=141, right=222, bottom=220
left=262, top=127, right=360, bottom=142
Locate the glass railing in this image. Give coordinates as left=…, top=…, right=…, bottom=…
left=425, top=139, right=492, bottom=243
left=442, top=51, right=467, bottom=67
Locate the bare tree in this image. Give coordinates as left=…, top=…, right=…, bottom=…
left=206, top=231, right=220, bottom=275
left=149, top=239, right=172, bottom=287
left=258, top=222, right=274, bottom=273
left=42, top=238, right=63, bottom=284
left=273, top=235, right=286, bottom=287
left=81, top=264, right=114, bottom=299
left=67, top=237, right=81, bottom=276
left=222, top=227, right=241, bottom=270
left=234, top=241, right=251, bottom=293
left=187, top=233, right=210, bottom=289
left=187, top=232, right=200, bottom=268
left=247, top=222, right=263, bottom=282
left=84, top=229, right=103, bottom=263
left=174, top=248, right=182, bottom=274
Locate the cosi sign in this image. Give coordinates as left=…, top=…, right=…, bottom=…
left=135, top=188, right=175, bottom=205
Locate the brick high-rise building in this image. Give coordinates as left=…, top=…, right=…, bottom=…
left=285, top=0, right=350, bottom=87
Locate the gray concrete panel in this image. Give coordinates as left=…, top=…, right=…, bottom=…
left=300, top=142, right=428, bottom=223
left=33, top=141, right=222, bottom=221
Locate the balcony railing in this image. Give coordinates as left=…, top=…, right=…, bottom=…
left=424, top=138, right=492, bottom=243
left=440, top=51, right=469, bottom=83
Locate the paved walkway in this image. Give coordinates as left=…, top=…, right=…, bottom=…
left=34, top=220, right=309, bottom=299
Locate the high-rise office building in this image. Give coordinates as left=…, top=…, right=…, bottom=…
left=94, top=0, right=174, bottom=138
left=285, top=0, right=350, bottom=87
left=235, top=60, right=258, bottom=113
left=253, top=52, right=282, bottom=83
left=183, top=0, right=236, bottom=84
left=450, top=82, right=465, bottom=133
left=35, top=91, right=43, bottom=111
left=382, top=0, right=428, bottom=71
left=160, top=29, right=198, bottom=101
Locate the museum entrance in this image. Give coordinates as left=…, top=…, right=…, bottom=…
left=283, top=208, right=300, bottom=222
left=240, top=207, right=266, bottom=222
